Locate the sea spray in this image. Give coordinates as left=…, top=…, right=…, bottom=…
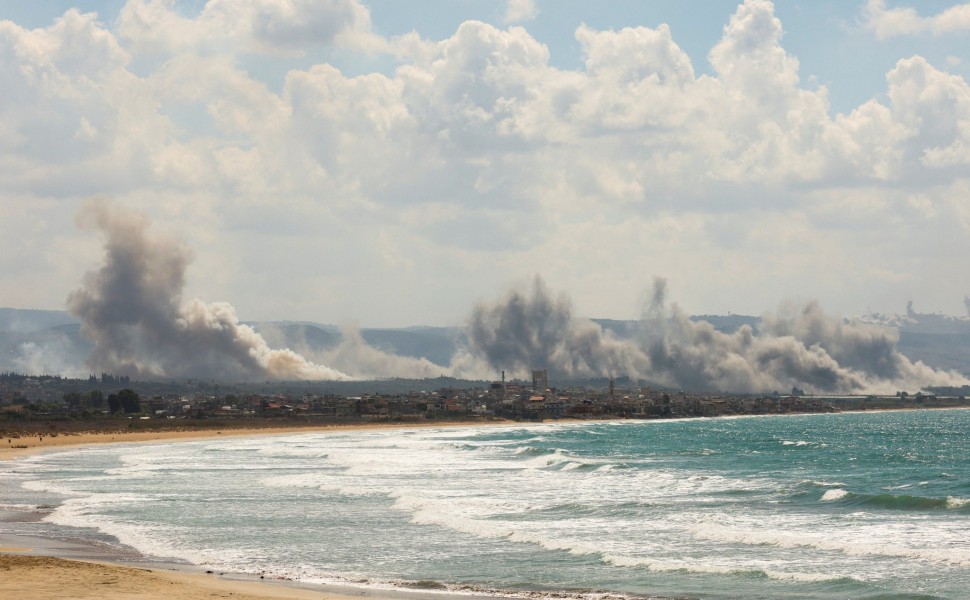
left=4, top=411, right=970, bottom=599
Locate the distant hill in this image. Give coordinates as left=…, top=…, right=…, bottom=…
left=1, top=308, right=968, bottom=377
left=689, top=314, right=761, bottom=333
left=860, top=304, right=970, bottom=335
left=895, top=332, right=970, bottom=374
left=360, top=327, right=460, bottom=367
left=248, top=322, right=461, bottom=367
left=0, top=322, right=90, bottom=376
left=247, top=321, right=342, bottom=354
left=0, top=308, right=78, bottom=333
left=594, top=315, right=760, bottom=336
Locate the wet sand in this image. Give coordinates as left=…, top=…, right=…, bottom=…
left=0, top=420, right=521, bottom=600
left=1, top=426, right=288, bottom=460
left=0, top=502, right=369, bottom=600
left=0, top=554, right=374, bottom=600
left=0, top=419, right=515, bottom=461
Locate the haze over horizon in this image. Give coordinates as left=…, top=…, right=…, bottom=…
left=0, top=197, right=957, bottom=394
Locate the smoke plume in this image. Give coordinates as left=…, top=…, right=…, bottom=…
left=457, top=276, right=968, bottom=394
left=67, top=199, right=350, bottom=381
left=60, top=200, right=970, bottom=391
left=452, top=276, right=649, bottom=380
left=639, top=279, right=965, bottom=393
left=323, top=324, right=447, bottom=379
left=965, top=296, right=970, bottom=318
left=14, top=338, right=88, bottom=379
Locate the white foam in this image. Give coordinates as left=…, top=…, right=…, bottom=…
left=762, top=569, right=849, bottom=583
left=20, top=479, right=82, bottom=497
left=800, top=480, right=845, bottom=488
left=690, top=518, right=970, bottom=567
left=260, top=473, right=335, bottom=488
left=603, top=552, right=847, bottom=582
left=520, top=450, right=573, bottom=469
left=11, top=415, right=970, bottom=597
left=0, top=502, right=44, bottom=511
left=256, top=446, right=330, bottom=459
left=821, top=488, right=849, bottom=501
left=946, top=496, right=970, bottom=509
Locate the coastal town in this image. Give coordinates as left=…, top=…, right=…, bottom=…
left=3, top=370, right=970, bottom=434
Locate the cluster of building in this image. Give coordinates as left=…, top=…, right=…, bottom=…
left=3, top=369, right=966, bottom=424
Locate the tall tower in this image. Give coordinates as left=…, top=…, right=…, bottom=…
left=532, top=369, right=548, bottom=392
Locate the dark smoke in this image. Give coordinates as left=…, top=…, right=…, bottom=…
left=67, top=199, right=350, bottom=381
left=61, top=202, right=970, bottom=391
left=457, top=276, right=967, bottom=393
left=637, top=279, right=964, bottom=393
left=452, top=276, right=649, bottom=380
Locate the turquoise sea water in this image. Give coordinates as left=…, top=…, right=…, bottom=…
left=3, top=410, right=970, bottom=600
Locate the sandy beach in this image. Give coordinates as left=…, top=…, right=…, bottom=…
left=0, top=421, right=506, bottom=600
left=0, top=426, right=296, bottom=461
left=0, top=554, right=375, bottom=600
left=0, top=419, right=514, bottom=461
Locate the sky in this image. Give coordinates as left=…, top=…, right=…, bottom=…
left=1, top=0, right=970, bottom=328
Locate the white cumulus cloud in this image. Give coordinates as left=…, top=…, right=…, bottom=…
left=2, top=0, right=970, bottom=325
left=863, top=0, right=970, bottom=38
left=504, top=0, right=538, bottom=24
left=117, top=0, right=384, bottom=56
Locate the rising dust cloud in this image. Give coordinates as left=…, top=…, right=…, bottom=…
left=67, top=201, right=968, bottom=393
left=67, top=199, right=351, bottom=381
left=458, top=277, right=969, bottom=394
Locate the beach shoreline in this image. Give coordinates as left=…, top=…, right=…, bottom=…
left=4, top=410, right=965, bottom=600
left=0, top=418, right=526, bottom=461
left=0, top=507, right=440, bottom=600
left=3, top=417, right=633, bottom=600
left=0, top=419, right=534, bottom=600
left=5, top=400, right=963, bottom=462
left=0, top=553, right=421, bottom=600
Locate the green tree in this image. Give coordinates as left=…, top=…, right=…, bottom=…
left=118, top=389, right=141, bottom=414
left=86, top=390, right=105, bottom=409
left=63, top=391, right=82, bottom=408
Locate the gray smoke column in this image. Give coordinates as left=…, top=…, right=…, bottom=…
left=324, top=324, right=446, bottom=379
left=965, top=296, right=970, bottom=318
left=453, top=276, right=649, bottom=380
left=456, top=276, right=967, bottom=393
left=67, top=199, right=350, bottom=381
left=638, top=278, right=967, bottom=393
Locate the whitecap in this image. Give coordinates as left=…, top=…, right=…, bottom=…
left=946, top=496, right=970, bottom=509
left=821, top=488, right=849, bottom=502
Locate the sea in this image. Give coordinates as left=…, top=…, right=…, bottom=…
left=2, top=409, right=970, bottom=600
